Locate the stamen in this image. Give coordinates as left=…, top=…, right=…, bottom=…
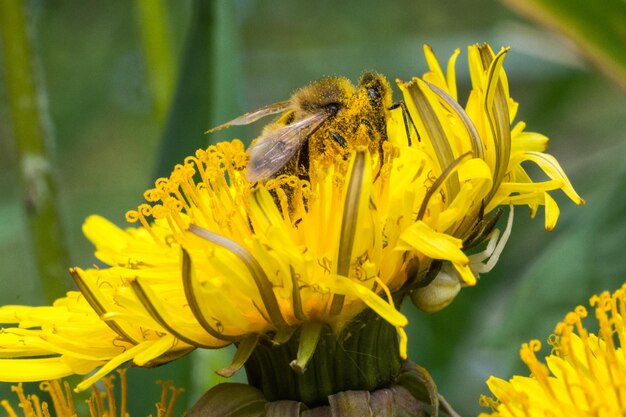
left=90, top=382, right=104, bottom=417
left=117, top=369, right=128, bottom=417
left=163, top=384, right=184, bottom=417
left=1, top=399, right=18, bottom=417
left=126, top=204, right=165, bottom=247
left=30, top=395, right=42, bottom=417
left=39, top=381, right=72, bottom=417
left=86, top=396, right=98, bottom=417
left=103, top=376, right=116, bottom=417
left=168, top=180, right=192, bottom=214
left=11, top=384, right=33, bottom=417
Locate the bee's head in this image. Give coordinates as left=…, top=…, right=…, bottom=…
left=293, top=76, right=355, bottom=116
left=358, top=72, right=393, bottom=109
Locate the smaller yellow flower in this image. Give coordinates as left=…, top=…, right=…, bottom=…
left=480, top=284, right=626, bottom=417
left=0, top=369, right=182, bottom=417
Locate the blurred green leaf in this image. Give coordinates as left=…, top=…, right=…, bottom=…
left=491, top=163, right=626, bottom=349
left=154, top=0, right=215, bottom=178
left=503, top=0, right=626, bottom=91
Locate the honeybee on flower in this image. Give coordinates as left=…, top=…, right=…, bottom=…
left=208, top=72, right=395, bottom=182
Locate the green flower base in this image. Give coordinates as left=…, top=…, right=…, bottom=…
left=244, top=308, right=403, bottom=407
left=188, top=361, right=442, bottom=417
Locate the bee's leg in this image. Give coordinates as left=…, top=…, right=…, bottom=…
left=329, top=132, right=350, bottom=162
left=389, top=101, right=420, bottom=145
left=359, top=118, right=387, bottom=168
left=330, top=131, right=347, bottom=148
left=296, top=138, right=310, bottom=178
left=359, top=119, right=381, bottom=141
left=355, top=119, right=387, bottom=183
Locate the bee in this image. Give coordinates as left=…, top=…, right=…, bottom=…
left=208, top=72, right=395, bottom=182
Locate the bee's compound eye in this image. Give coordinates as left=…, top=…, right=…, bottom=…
left=325, top=102, right=341, bottom=117
left=367, top=86, right=381, bottom=100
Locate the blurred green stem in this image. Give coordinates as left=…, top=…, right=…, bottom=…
left=135, top=0, right=175, bottom=124
left=0, top=1, right=70, bottom=301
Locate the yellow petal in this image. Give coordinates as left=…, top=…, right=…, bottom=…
left=398, top=221, right=468, bottom=266
left=323, top=275, right=407, bottom=327
left=0, top=358, right=74, bottom=382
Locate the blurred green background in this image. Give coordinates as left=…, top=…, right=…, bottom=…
left=1, top=0, right=625, bottom=416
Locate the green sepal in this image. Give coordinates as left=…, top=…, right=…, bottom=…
left=290, top=321, right=323, bottom=373
left=272, top=326, right=296, bottom=345
left=218, top=334, right=259, bottom=377
left=299, top=388, right=429, bottom=416
left=395, top=362, right=438, bottom=417
left=265, top=400, right=307, bottom=417
left=328, top=391, right=371, bottom=416
left=187, top=383, right=267, bottom=417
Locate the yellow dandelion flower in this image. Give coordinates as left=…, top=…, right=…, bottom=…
left=480, top=284, right=626, bottom=417
left=396, top=43, right=583, bottom=311
left=0, top=369, right=182, bottom=417
left=0, top=43, right=582, bottom=399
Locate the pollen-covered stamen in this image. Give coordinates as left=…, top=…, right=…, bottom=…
left=40, top=380, right=76, bottom=417
left=329, top=151, right=367, bottom=317
left=125, top=205, right=167, bottom=247
left=125, top=141, right=252, bottom=247
left=189, top=224, right=288, bottom=329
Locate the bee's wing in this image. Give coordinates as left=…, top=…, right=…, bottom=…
left=206, top=101, right=291, bottom=133
left=246, top=112, right=327, bottom=182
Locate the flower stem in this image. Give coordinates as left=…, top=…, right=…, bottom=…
left=0, top=1, right=70, bottom=302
